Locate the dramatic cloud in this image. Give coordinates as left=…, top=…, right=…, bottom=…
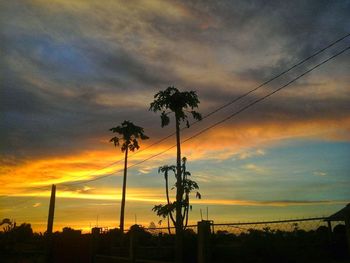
left=1, top=0, right=349, bottom=231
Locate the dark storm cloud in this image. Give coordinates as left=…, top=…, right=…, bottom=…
left=0, top=75, right=49, bottom=114
left=195, top=87, right=350, bottom=132
left=0, top=52, right=152, bottom=159
left=0, top=4, right=168, bottom=159
left=1, top=0, right=349, bottom=161
left=157, top=1, right=350, bottom=85
left=0, top=74, right=150, bottom=159
left=238, top=95, right=350, bottom=124
left=217, top=0, right=350, bottom=83
left=81, top=43, right=172, bottom=88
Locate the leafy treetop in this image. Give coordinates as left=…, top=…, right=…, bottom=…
left=110, top=120, right=149, bottom=152
left=149, top=86, right=202, bottom=127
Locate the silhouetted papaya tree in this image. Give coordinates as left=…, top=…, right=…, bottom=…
left=181, top=157, right=201, bottom=227
left=157, top=164, right=176, bottom=234
left=154, top=158, right=201, bottom=230
left=110, top=120, right=149, bottom=232
left=150, top=86, right=202, bottom=262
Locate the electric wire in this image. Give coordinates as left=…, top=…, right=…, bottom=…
left=105, top=32, right=350, bottom=165
left=181, top=45, right=350, bottom=144
left=57, top=32, right=350, bottom=185
left=61, top=44, right=350, bottom=187
left=3, top=33, right=349, bottom=199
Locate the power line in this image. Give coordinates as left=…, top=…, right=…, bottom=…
left=117, top=32, right=350, bottom=157
left=53, top=32, right=350, bottom=186
left=4, top=46, right=349, bottom=220
left=181, top=45, right=350, bottom=144
left=4, top=33, right=349, bottom=196
left=61, top=44, right=350, bottom=186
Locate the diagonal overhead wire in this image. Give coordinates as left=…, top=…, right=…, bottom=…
left=60, top=44, right=350, bottom=187
left=3, top=33, right=349, bottom=196
left=57, top=32, right=350, bottom=186
left=116, top=32, right=350, bottom=160
left=181, top=45, right=350, bottom=144
left=1, top=24, right=348, bottom=225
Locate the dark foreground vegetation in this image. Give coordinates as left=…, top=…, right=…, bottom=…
left=1, top=223, right=349, bottom=263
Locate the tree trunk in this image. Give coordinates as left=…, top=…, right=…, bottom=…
left=175, top=115, right=183, bottom=263
left=165, top=174, right=171, bottom=234
left=167, top=215, right=171, bottom=235
left=165, top=174, right=175, bottom=226
left=120, top=147, right=128, bottom=232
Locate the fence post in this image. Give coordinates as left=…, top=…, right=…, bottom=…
left=91, top=227, right=101, bottom=263
left=198, top=220, right=212, bottom=263
left=327, top=220, right=333, bottom=243
left=129, top=226, right=138, bottom=263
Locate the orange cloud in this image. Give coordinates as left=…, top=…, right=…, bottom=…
left=180, top=116, right=350, bottom=161
left=1, top=115, right=349, bottom=196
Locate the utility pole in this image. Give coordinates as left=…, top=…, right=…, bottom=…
left=47, top=184, right=56, bottom=234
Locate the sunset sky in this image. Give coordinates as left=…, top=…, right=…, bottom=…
left=1, top=0, right=350, bottom=233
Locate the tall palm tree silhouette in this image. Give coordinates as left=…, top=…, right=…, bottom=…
left=110, top=120, right=149, bottom=232
left=150, top=86, right=201, bottom=262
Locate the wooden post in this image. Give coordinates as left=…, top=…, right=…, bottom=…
left=47, top=184, right=56, bottom=234
left=91, top=227, right=101, bottom=263
left=129, top=226, right=137, bottom=263
left=46, top=184, right=56, bottom=263
left=198, top=220, right=212, bottom=263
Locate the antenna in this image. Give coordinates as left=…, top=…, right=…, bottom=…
left=206, top=206, right=209, bottom=221
left=200, top=209, right=203, bottom=221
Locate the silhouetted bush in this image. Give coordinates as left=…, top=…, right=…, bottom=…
left=1, top=222, right=348, bottom=263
